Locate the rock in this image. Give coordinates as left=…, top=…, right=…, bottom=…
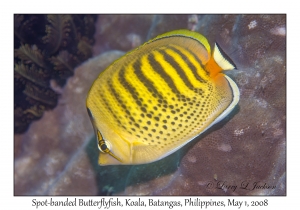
left=14, top=50, right=124, bottom=195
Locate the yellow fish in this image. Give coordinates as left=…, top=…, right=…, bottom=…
left=86, top=29, right=239, bottom=165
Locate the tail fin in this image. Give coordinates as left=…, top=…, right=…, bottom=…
left=213, top=43, right=236, bottom=70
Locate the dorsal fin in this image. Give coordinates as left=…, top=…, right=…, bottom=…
left=213, top=43, right=236, bottom=70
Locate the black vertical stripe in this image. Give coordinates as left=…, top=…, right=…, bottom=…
left=148, top=53, right=181, bottom=95
left=98, top=89, right=122, bottom=126
left=107, top=82, right=136, bottom=124
left=158, top=49, right=197, bottom=90
left=176, top=45, right=210, bottom=75
left=118, top=66, right=146, bottom=110
left=151, top=35, right=210, bottom=76
left=167, top=45, right=207, bottom=83
left=132, top=59, right=164, bottom=100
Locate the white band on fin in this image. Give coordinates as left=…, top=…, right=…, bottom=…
left=213, top=43, right=235, bottom=70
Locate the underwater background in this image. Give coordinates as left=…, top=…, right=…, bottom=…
left=14, top=14, right=286, bottom=195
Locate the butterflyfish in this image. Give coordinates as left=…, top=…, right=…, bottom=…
left=86, top=29, right=239, bottom=165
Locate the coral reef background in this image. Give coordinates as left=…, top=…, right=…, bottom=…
left=14, top=14, right=97, bottom=134
left=14, top=14, right=286, bottom=195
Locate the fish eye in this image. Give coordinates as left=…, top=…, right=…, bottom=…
left=97, top=131, right=111, bottom=153
left=98, top=140, right=111, bottom=153
left=100, top=143, right=108, bottom=151
left=96, top=130, right=122, bottom=162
